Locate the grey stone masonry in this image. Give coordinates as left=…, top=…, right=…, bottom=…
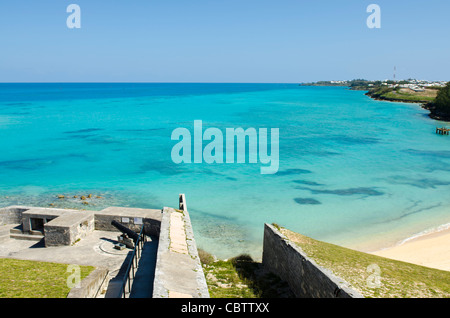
left=0, top=205, right=163, bottom=247
left=94, top=206, right=162, bottom=236
left=262, top=223, right=364, bottom=298
left=44, top=211, right=95, bottom=247
left=67, top=268, right=109, bottom=298
left=0, top=195, right=208, bottom=299
left=22, top=208, right=72, bottom=233
left=0, top=206, right=30, bottom=225
left=152, top=203, right=209, bottom=298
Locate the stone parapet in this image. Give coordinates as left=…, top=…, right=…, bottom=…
left=262, top=223, right=363, bottom=298
left=152, top=206, right=209, bottom=298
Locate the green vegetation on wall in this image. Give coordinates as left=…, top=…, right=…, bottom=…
left=280, top=227, right=450, bottom=298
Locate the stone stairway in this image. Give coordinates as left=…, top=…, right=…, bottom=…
left=9, top=224, right=44, bottom=242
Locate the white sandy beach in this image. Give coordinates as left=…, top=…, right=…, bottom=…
left=371, top=227, right=450, bottom=272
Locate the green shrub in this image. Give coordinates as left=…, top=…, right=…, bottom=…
left=433, top=82, right=450, bottom=116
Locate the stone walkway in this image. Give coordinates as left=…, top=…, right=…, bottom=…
left=152, top=207, right=209, bottom=298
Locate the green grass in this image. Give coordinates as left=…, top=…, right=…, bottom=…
left=367, top=86, right=437, bottom=103
left=0, top=258, right=95, bottom=298
left=382, top=91, right=436, bottom=102
left=280, top=228, right=450, bottom=298
left=202, top=258, right=259, bottom=298
left=199, top=251, right=293, bottom=298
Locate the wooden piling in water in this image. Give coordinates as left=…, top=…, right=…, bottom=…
left=436, top=127, right=450, bottom=135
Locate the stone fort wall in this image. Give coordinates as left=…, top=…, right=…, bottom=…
left=262, top=223, right=363, bottom=298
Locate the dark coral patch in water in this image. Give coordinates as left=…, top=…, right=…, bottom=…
left=64, top=128, right=104, bottom=134
left=385, top=175, right=450, bottom=189
left=292, top=180, right=324, bottom=186
left=403, top=149, right=450, bottom=158
left=294, top=198, right=321, bottom=205
left=140, top=160, right=187, bottom=176
left=275, top=168, right=312, bottom=176
left=331, top=135, right=380, bottom=145
left=297, top=186, right=384, bottom=196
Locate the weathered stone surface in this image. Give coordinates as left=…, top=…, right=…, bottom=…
left=152, top=207, right=209, bottom=298
left=94, top=207, right=162, bottom=236
left=0, top=206, right=29, bottom=224
left=169, top=211, right=188, bottom=254
left=1, top=201, right=209, bottom=299
left=44, top=212, right=95, bottom=247
left=21, top=208, right=72, bottom=233
left=262, top=223, right=363, bottom=298
left=1, top=205, right=162, bottom=247
left=67, top=267, right=109, bottom=298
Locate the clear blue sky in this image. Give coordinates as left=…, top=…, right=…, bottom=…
left=0, top=0, right=449, bottom=83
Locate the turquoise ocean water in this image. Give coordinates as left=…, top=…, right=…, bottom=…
left=0, top=83, right=449, bottom=259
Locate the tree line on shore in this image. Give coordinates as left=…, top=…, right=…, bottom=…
left=425, top=82, right=450, bottom=121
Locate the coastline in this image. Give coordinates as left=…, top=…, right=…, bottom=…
left=361, top=87, right=450, bottom=122
left=301, top=83, right=449, bottom=122
left=362, top=84, right=449, bottom=271
left=2, top=83, right=449, bottom=266
left=370, top=224, right=450, bottom=272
